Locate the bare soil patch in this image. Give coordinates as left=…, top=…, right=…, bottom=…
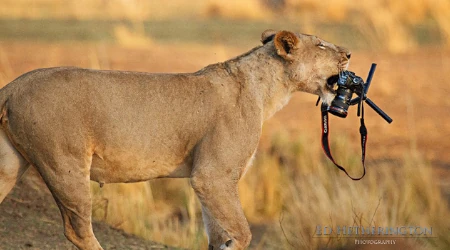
left=0, top=168, right=179, bottom=250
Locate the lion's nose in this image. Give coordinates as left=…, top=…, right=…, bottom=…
left=346, top=52, right=351, bottom=59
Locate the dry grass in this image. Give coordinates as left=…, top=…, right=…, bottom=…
left=91, top=179, right=207, bottom=249
left=255, top=133, right=450, bottom=249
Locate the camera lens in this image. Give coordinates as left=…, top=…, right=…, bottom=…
left=329, top=106, right=348, bottom=118
left=329, top=87, right=353, bottom=118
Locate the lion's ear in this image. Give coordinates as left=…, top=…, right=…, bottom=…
left=274, top=31, right=299, bottom=61
left=261, top=29, right=277, bottom=44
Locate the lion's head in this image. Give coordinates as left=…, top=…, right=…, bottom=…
left=262, top=30, right=351, bottom=104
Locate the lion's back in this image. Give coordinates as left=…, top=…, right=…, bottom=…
left=0, top=67, right=220, bottom=158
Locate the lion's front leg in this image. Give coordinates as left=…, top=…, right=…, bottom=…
left=190, top=124, right=260, bottom=250
left=192, top=175, right=251, bottom=250
left=201, top=206, right=231, bottom=249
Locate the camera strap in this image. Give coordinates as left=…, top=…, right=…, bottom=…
left=320, top=103, right=367, bottom=180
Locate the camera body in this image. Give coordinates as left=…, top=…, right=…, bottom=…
left=328, top=71, right=364, bottom=118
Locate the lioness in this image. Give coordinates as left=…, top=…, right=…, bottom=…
left=0, top=30, right=350, bottom=249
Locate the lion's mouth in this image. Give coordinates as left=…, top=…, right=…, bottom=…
left=317, top=74, right=339, bottom=105
left=327, top=74, right=339, bottom=86
left=326, top=74, right=339, bottom=92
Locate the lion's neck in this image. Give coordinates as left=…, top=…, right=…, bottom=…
left=224, top=46, right=293, bottom=120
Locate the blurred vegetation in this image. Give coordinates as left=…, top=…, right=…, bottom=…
left=0, top=0, right=449, bottom=52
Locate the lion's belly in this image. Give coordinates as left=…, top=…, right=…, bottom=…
left=89, top=146, right=194, bottom=183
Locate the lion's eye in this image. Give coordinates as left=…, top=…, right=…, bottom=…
left=317, top=42, right=326, bottom=50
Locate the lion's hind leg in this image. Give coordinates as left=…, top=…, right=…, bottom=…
left=0, top=128, right=29, bottom=203
left=35, top=154, right=102, bottom=250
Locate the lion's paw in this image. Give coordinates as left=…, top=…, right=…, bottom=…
left=219, top=240, right=233, bottom=249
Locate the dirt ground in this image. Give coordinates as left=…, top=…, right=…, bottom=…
left=0, top=168, right=180, bottom=250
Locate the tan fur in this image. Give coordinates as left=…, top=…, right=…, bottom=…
left=0, top=30, right=350, bottom=250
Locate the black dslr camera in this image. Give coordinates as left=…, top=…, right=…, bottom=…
left=328, top=71, right=364, bottom=118
left=326, top=63, right=392, bottom=124
left=319, top=63, right=392, bottom=181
